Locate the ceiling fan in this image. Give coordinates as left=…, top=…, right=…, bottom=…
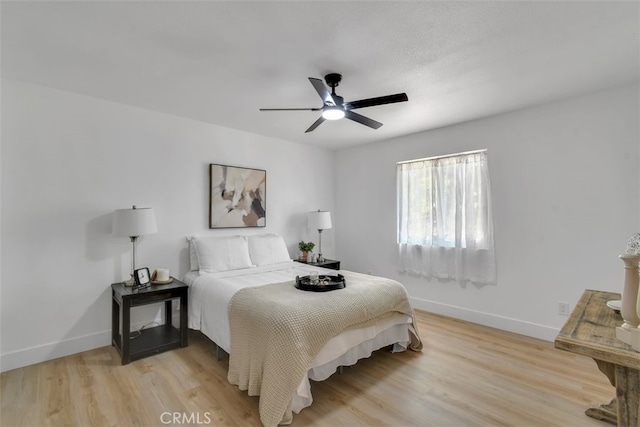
left=260, top=73, right=408, bottom=133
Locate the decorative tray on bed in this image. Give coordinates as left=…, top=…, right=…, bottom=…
left=295, top=274, right=346, bottom=292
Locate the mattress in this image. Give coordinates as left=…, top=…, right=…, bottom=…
left=185, top=261, right=414, bottom=413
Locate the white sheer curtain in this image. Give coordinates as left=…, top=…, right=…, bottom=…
left=397, top=151, right=496, bottom=284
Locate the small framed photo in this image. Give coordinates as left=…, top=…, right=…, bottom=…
left=133, top=267, right=151, bottom=290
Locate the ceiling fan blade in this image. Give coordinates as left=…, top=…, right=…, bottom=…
left=345, top=93, right=408, bottom=110
left=305, top=116, right=325, bottom=133
left=345, top=111, right=383, bottom=129
left=260, top=108, right=320, bottom=111
left=309, top=78, right=336, bottom=106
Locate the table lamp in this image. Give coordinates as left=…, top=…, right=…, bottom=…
left=308, top=210, right=332, bottom=262
left=113, top=205, right=157, bottom=286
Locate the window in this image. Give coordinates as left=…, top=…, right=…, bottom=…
left=396, top=150, right=496, bottom=284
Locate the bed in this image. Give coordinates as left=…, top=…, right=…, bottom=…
left=185, top=234, right=422, bottom=426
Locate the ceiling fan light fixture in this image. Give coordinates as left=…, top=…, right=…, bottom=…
left=322, top=107, right=345, bottom=120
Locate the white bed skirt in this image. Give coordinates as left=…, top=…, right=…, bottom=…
left=293, top=320, right=413, bottom=412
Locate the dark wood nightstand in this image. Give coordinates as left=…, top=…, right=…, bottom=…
left=295, top=258, right=341, bottom=270
left=111, top=278, right=188, bottom=365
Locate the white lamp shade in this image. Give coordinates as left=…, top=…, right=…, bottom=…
left=113, top=207, right=158, bottom=237
left=308, top=210, right=332, bottom=230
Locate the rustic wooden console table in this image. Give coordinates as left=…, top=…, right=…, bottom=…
left=555, top=289, right=640, bottom=427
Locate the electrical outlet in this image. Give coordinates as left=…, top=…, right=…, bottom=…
left=558, top=302, right=570, bottom=316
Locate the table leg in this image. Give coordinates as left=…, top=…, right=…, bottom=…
left=122, top=299, right=131, bottom=365
left=164, top=300, right=172, bottom=330
left=585, top=359, right=617, bottom=425
left=615, top=365, right=640, bottom=427
left=180, top=291, right=188, bottom=347
left=111, top=293, right=119, bottom=347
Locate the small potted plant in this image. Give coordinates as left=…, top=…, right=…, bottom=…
left=298, top=241, right=315, bottom=261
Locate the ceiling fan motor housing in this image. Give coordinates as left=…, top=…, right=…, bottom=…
left=324, top=73, right=342, bottom=89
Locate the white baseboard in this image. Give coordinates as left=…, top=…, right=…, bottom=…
left=410, top=296, right=559, bottom=342
left=0, top=315, right=182, bottom=373
left=1, top=330, right=112, bottom=373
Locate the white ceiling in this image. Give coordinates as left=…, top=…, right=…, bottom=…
left=2, top=1, right=638, bottom=150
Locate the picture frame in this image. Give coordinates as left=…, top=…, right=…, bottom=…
left=209, top=163, right=266, bottom=228
left=133, top=267, right=151, bottom=290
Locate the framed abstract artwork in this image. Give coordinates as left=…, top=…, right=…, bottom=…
left=209, top=164, right=266, bottom=228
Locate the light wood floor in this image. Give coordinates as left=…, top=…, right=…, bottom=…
left=1, top=310, right=614, bottom=427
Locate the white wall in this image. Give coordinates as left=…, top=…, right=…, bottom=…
left=2, top=80, right=637, bottom=372
left=0, top=79, right=336, bottom=372
left=335, top=84, right=640, bottom=340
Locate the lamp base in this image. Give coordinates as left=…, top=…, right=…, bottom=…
left=616, top=326, right=640, bottom=351
left=123, top=275, right=136, bottom=287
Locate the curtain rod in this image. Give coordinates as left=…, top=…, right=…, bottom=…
left=396, top=149, right=487, bottom=165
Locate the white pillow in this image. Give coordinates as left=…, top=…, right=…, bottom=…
left=193, top=236, right=253, bottom=273
left=248, top=234, right=292, bottom=266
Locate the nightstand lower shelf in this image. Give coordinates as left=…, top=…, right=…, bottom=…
left=114, top=325, right=183, bottom=362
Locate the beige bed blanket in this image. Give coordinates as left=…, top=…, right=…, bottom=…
left=227, top=270, right=422, bottom=427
